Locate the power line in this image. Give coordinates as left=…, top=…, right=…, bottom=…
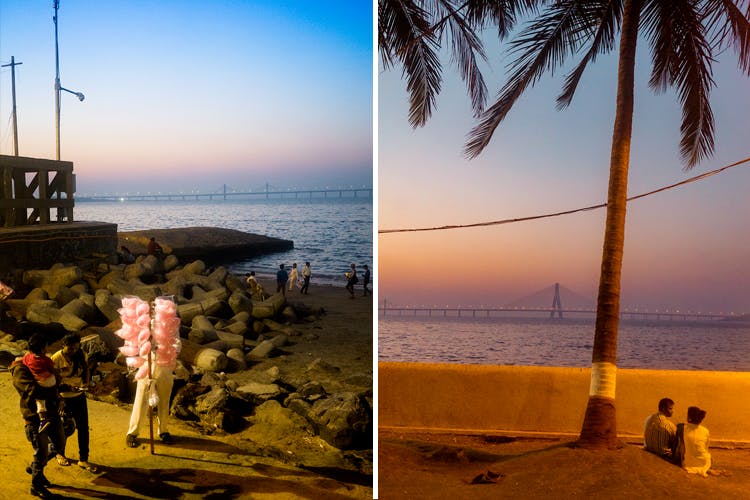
left=379, top=156, right=750, bottom=234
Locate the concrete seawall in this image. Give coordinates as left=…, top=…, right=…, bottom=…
left=379, top=362, right=750, bottom=443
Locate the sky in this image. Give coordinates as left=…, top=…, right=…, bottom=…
left=379, top=26, right=750, bottom=314
left=0, top=1, right=372, bottom=195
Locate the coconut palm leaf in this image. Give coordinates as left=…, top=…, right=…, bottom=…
left=702, top=0, right=750, bottom=73
left=643, top=0, right=716, bottom=167
left=379, top=0, right=443, bottom=127
left=465, top=0, right=592, bottom=158
left=556, top=1, right=622, bottom=109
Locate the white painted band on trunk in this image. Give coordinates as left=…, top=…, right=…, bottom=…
left=589, top=362, right=617, bottom=399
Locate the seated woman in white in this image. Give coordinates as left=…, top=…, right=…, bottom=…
left=679, top=406, right=711, bottom=477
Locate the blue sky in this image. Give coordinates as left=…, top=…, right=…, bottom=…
left=379, top=27, right=750, bottom=313
left=0, top=1, right=372, bottom=195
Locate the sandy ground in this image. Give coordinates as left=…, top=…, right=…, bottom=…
left=378, top=429, right=750, bottom=499
left=0, top=281, right=373, bottom=499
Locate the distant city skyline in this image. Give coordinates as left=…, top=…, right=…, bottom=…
left=0, top=1, right=372, bottom=193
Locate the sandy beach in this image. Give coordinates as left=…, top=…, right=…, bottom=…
left=379, top=429, right=750, bottom=499
left=0, top=280, right=373, bottom=499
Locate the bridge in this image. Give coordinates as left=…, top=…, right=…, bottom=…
left=379, top=283, right=744, bottom=322
left=76, top=183, right=372, bottom=202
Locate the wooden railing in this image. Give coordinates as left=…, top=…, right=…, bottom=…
left=0, top=155, right=75, bottom=227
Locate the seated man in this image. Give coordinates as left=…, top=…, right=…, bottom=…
left=644, top=397, right=677, bottom=461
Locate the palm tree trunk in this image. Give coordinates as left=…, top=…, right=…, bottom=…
left=578, top=0, right=640, bottom=449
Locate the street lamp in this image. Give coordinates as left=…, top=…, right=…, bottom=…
left=53, top=0, right=84, bottom=160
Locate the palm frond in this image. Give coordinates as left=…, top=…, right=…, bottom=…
left=702, top=0, right=750, bottom=74
left=429, top=0, right=489, bottom=115
left=557, top=0, right=622, bottom=109
left=644, top=0, right=717, bottom=167
left=464, top=0, right=592, bottom=158
left=464, top=0, right=542, bottom=37
left=379, top=0, right=444, bottom=127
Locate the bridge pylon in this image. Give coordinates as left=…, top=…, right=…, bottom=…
left=551, top=282, right=563, bottom=319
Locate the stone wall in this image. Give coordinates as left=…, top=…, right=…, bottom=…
left=379, top=362, right=750, bottom=443
left=0, top=222, right=117, bottom=277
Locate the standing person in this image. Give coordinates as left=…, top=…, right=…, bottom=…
left=276, top=264, right=289, bottom=297
left=11, top=333, right=67, bottom=498
left=288, top=263, right=299, bottom=291
left=300, top=262, right=312, bottom=294
left=126, top=363, right=175, bottom=448
left=362, top=264, right=371, bottom=296
left=345, top=263, right=358, bottom=298
left=680, top=406, right=712, bottom=476
left=51, top=333, right=99, bottom=472
left=643, top=397, right=677, bottom=461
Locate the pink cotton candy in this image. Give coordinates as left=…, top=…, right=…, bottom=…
left=139, top=341, right=152, bottom=357
left=126, top=356, right=145, bottom=368
left=119, top=345, right=139, bottom=357
left=137, top=328, right=151, bottom=344
left=135, top=362, right=150, bottom=380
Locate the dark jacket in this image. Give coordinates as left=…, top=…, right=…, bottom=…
left=10, top=358, right=61, bottom=423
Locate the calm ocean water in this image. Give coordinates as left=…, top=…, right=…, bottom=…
left=75, top=198, right=372, bottom=285
left=378, top=315, right=750, bottom=371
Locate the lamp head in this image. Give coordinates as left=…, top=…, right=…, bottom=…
left=76, top=92, right=85, bottom=102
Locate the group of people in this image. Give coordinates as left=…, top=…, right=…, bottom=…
left=345, top=263, right=370, bottom=298
left=644, top=397, right=714, bottom=476
left=12, top=332, right=175, bottom=498
left=11, top=333, right=98, bottom=498
left=274, top=262, right=312, bottom=297
left=272, top=262, right=372, bottom=298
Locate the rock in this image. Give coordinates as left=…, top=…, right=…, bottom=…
left=235, top=381, right=284, bottom=404
left=306, top=358, right=340, bottom=375
left=23, top=266, right=82, bottom=290
left=228, top=291, right=253, bottom=316
left=307, top=392, right=372, bottom=450
left=94, top=290, right=122, bottom=323
left=252, top=294, right=285, bottom=319
left=226, top=348, right=246, bottom=371
left=26, top=301, right=87, bottom=332
left=247, top=339, right=276, bottom=360
left=194, top=348, right=228, bottom=372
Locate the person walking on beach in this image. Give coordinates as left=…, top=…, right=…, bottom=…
left=345, top=263, right=358, bottom=298
left=300, top=262, right=312, bottom=294
left=11, top=333, right=67, bottom=498
left=644, top=397, right=677, bottom=461
left=362, top=264, right=371, bottom=296
left=276, top=264, right=289, bottom=297
left=51, top=333, right=99, bottom=472
left=288, top=263, right=299, bottom=291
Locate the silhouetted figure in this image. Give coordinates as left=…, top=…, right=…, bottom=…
left=362, top=264, right=371, bottom=296
left=146, top=237, right=163, bottom=257
left=345, top=263, right=358, bottom=298
left=276, top=264, right=288, bottom=297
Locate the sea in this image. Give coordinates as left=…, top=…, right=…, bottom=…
left=378, top=315, right=750, bottom=371
left=75, top=197, right=372, bottom=286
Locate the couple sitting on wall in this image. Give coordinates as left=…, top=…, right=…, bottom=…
left=643, top=397, right=717, bottom=476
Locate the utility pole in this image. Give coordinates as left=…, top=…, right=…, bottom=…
left=1, top=56, right=23, bottom=156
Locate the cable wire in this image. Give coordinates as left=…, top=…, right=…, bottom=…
left=379, top=156, right=750, bottom=234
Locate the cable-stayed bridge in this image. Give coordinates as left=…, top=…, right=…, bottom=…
left=76, top=183, right=372, bottom=202
left=380, top=283, right=743, bottom=321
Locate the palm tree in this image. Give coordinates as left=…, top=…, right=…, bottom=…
left=380, top=0, right=750, bottom=448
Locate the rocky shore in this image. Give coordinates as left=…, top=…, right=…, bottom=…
left=0, top=247, right=373, bottom=498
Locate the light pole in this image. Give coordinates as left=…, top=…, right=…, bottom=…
left=53, top=0, right=84, bottom=160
